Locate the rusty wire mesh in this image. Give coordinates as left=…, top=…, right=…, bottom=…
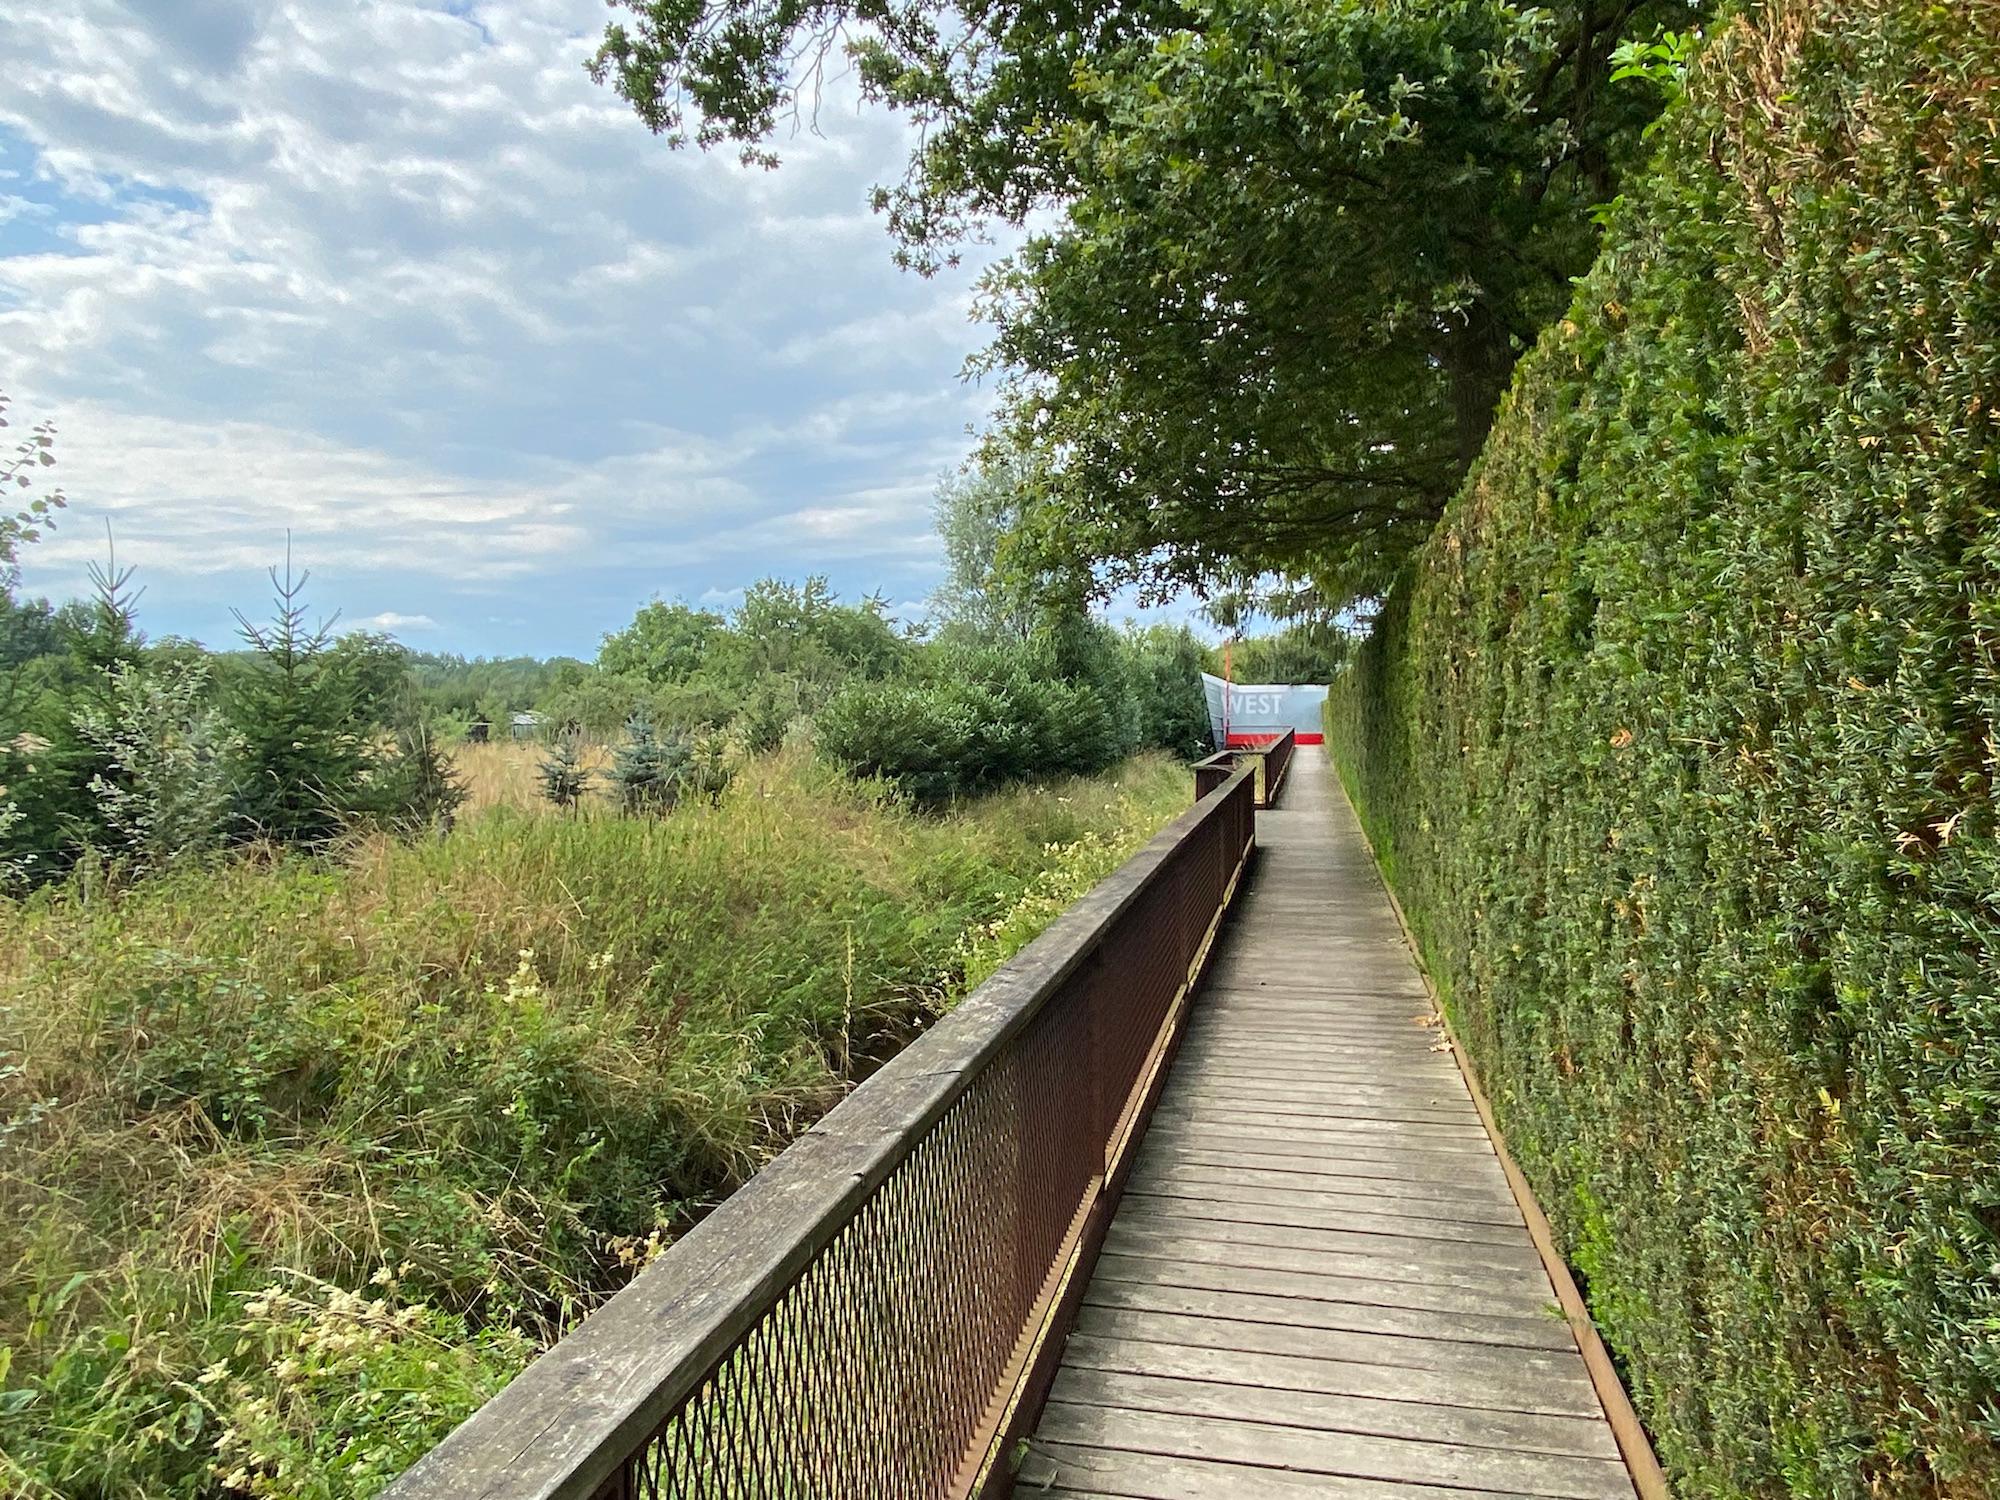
left=597, top=773, right=1254, bottom=1500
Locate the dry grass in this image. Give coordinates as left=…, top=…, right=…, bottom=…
left=453, top=739, right=615, bottom=816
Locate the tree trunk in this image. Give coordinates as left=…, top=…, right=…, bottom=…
left=1447, top=301, right=1517, bottom=473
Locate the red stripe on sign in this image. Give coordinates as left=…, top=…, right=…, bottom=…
left=1225, top=732, right=1324, bottom=746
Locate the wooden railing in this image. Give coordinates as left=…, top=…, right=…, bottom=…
left=385, top=763, right=1257, bottom=1500
left=1262, top=727, right=1297, bottom=803
left=1193, top=727, right=1296, bottom=809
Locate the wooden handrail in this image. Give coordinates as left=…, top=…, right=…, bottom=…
left=1192, top=728, right=1295, bottom=809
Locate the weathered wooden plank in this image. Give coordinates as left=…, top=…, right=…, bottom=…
left=1020, top=1441, right=1553, bottom=1500
left=1167, top=1056, right=1465, bottom=1086
left=1048, top=1368, right=1624, bottom=1464
left=1180, top=1020, right=1445, bottom=1046
left=1195, top=1002, right=1421, bottom=1026
left=1175, top=1043, right=1451, bottom=1071
left=1135, top=1127, right=1514, bottom=1184
left=1176, top=1032, right=1448, bottom=1048
left=1169, top=1060, right=1469, bottom=1092
left=1057, top=1323, right=1600, bottom=1421
left=1164, top=1087, right=1477, bottom=1122
left=1149, top=1098, right=1490, bottom=1135
left=1034, top=1402, right=1633, bottom=1499
left=1098, top=1213, right=1551, bottom=1287
left=1188, top=1018, right=1435, bottom=1038
left=1200, top=966, right=1432, bottom=993
left=1131, top=1156, right=1518, bottom=1212
left=1071, top=1298, right=1593, bottom=1396
left=1100, top=1225, right=1559, bottom=1318
left=1144, top=1114, right=1501, bottom=1156
left=1152, top=1104, right=1496, bottom=1136
left=1084, top=1255, right=1575, bottom=1352
left=1119, top=1182, right=1530, bottom=1242
left=1128, top=1154, right=1523, bottom=1213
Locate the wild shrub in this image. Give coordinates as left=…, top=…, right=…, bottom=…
left=0, top=749, right=1188, bottom=1497
left=1327, top=4, right=2000, bottom=1491
left=607, top=713, right=690, bottom=813
left=69, top=658, right=238, bottom=869
left=683, top=731, right=734, bottom=806
left=1122, top=625, right=1212, bottom=760
left=817, top=665, right=1105, bottom=804
left=228, top=567, right=379, bottom=848
left=375, top=721, right=469, bottom=838
left=536, top=732, right=593, bottom=812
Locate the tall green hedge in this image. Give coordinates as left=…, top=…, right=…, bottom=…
left=1326, top=3, right=2000, bottom=1493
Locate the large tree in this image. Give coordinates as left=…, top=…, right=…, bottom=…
left=596, top=0, right=1696, bottom=602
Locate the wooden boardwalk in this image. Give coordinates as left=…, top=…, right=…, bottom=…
left=1021, top=745, right=1636, bottom=1500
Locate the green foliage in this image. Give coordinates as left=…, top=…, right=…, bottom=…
left=0, top=749, right=1189, bottom=1497
left=956, top=829, right=1129, bottom=990
left=928, top=454, right=1041, bottom=644
left=1327, top=5, right=2000, bottom=1490
left=69, top=659, right=239, bottom=870
left=818, top=620, right=1210, bottom=803
left=816, top=675, right=1071, bottom=805
left=682, top=731, right=734, bottom=807
left=204, top=1274, right=531, bottom=1500
left=594, top=0, right=1696, bottom=607
left=596, top=601, right=724, bottom=684
left=402, top=653, right=584, bottom=733
left=228, top=567, right=384, bottom=848
left=730, top=673, right=804, bottom=755
left=607, top=714, right=691, bottom=814
left=3, top=545, right=470, bottom=882
left=1122, top=625, right=1213, bottom=761
left=541, top=577, right=910, bottom=749
left=536, top=733, right=593, bottom=813
left=987, top=0, right=1695, bottom=604
left=0, top=391, right=65, bottom=580
left=720, top=576, right=907, bottom=688
left=1610, top=25, right=1699, bottom=132
left=375, top=722, right=470, bottom=838
left=1221, top=621, right=1352, bottom=687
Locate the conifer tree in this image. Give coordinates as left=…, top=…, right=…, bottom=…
left=537, top=731, right=594, bottom=813
left=608, top=713, right=689, bottom=814
left=228, top=554, right=373, bottom=847
left=379, top=719, right=469, bottom=836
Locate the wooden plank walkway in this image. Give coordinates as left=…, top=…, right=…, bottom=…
left=1021, top=745, right=1636, bottom=1500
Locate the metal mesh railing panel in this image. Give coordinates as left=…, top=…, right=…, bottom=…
left=605, top=778, right=1250, bottom=1500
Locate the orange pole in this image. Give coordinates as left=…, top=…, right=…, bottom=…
left=1222, top=634, right=1233, bottom=743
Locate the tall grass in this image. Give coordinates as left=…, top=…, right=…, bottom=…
left=451, top=739, right=619, bottom=816
left=0, top=749, right=1189, bottom=1499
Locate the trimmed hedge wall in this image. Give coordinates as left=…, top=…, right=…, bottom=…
left=1326, top=3, right=2000, bottom=1493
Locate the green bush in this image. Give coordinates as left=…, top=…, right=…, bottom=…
left=816, top=649, right=1123, bottom=803
left=606, top=713, right=691, bottom=813
left=1124, top=624, right=1214, bottom=759
left=1327, top=5, right=2000, bottom=1493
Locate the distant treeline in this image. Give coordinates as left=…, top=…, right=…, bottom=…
left=3, top=547, right=1346, bottom=883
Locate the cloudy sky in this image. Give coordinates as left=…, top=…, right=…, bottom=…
left=1, top=0, right=1023, bottom=657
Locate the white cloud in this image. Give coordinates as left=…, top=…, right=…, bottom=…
left=0, top=0, right=1017, bottom=654
left=357, top=610, right=438, bottom=632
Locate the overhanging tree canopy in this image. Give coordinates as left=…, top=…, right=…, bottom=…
left=596, top=0, right=1696, bottom=604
